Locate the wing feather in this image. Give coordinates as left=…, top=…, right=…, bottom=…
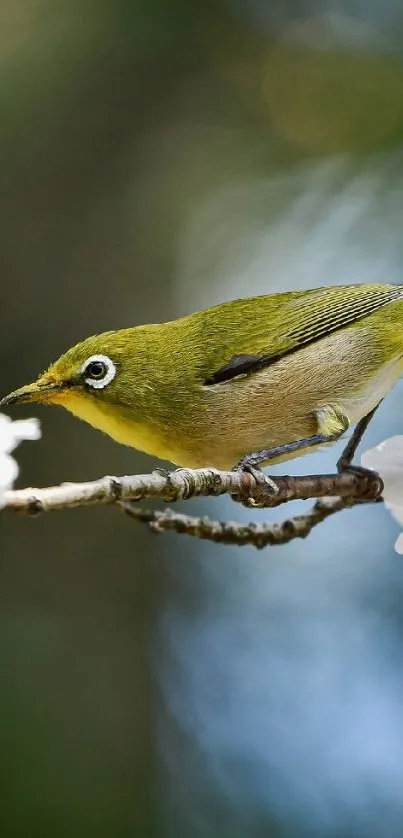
left=204, top=283, right=403, bottom=385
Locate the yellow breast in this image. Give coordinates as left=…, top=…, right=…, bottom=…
left=54, top=392, right=179, bottom=463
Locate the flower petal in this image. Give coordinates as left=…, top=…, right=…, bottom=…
left=386, top=504, right=403, bottom=526
left=0, top=453, right=19, bottom=508
left=0, top=414, right=12, bottom=451
left=10, top=418, right=41, bottom=443
left=0, top=414, right=41, bottom=454
left=362, top=437, right=403, bottom=506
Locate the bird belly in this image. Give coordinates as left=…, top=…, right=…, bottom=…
left=197, top=337, right=403, bottom=469
left=338, top=355, right=403, bottom=425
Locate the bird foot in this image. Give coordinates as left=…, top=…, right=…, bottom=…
left=337, top=462, right=384, bottom=499
left=232, top=461, right=278, bottom=507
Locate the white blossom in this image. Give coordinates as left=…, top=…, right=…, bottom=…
left=0, top=413, right=41, bottom=507
left=361, top=436, right=403, bottom=554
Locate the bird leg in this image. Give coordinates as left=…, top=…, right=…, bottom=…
left=235, top=430, right=344, bottom=473
left=235, top=404, right=349, bottom=474
left=233, top=403, right=383, bottom=505
left=337, top=401, right=383, bottom=477
left=232, top=431, right=344, bottom=507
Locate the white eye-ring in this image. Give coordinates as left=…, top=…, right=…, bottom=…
left=81, top=354, right=116, bottom=389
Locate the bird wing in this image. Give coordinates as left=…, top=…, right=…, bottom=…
left=204, top=283, right=403, bottom=385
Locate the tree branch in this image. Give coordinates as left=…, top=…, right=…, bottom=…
left=1, top=464, right=384, bottom=547
left=122, top=495, right=380, bottom=548
left=2, top=466, right=383, bottom=515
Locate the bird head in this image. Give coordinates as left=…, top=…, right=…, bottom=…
left=0, top=331, right=129, bottom=412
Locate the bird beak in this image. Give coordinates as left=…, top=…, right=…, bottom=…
left=0, top=375, right=63, bottom=407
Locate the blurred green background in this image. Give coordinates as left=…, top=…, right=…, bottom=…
left=3, top=1, right=403, bottom=836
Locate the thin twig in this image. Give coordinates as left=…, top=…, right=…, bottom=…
left=122, top=497, right=363, bottom=547
left=2, top=467, right=383, bottom=515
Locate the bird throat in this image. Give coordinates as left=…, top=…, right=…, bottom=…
left=56, top=392, right=174, bottom=461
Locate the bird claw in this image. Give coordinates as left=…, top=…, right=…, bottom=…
left=231, top=462, right=278, bottom=507
left=337, top=462, right=373, bottom=479
left=337, top=462, right=384, bottom=499
left=153, top=467, right=172, bottom=479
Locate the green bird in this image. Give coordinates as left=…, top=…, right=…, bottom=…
left=1, top=283, right=403, bottom=471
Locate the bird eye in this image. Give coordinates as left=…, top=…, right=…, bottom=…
left=87, top=360, right=106, bottom=379
left=81, top=354, right=116, bottom=390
